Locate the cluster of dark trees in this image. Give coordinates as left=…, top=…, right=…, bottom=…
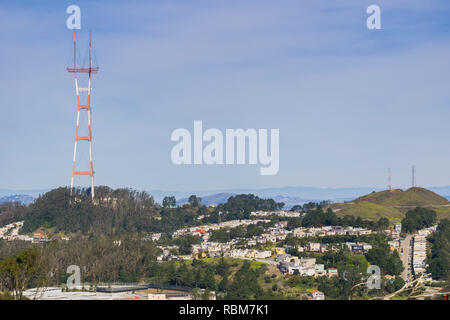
left=0, top=202, right=28, bottom=227
left=0, top=237, right=159, bottom=299
left=0, top=241, right=281, bottom=300
left=0, top=187, right=214, bottom=237
left=159, top=258, right=282, bottom=299
left=401, top=207, right=437, bottom=233
left=173, top=235, right=202, bottom=255
left=209, top=223, right=270, bottom=243
left=212, top=194, right=284, bottom=221
left=0, top=247, right=47, bottom=300
left=285, top=208, right=390, bottom=231
left=162, top=196, right=176, bottom=208
left=427, top=219, right=449, bottom=280
left=19, top=187, right=161, bottom=236
left=284, top=233, right=390, bottom=247
left=365, top=243, right=404, bottom=276
left=290, top=201, right=331, bottom=212
left=0, top=237, right=158, bottom=284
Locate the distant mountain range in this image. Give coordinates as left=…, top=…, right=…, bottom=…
left=0, top=189, right=48, bottom=198
left=151, top=186, right=450, bottom=205
left=0, top=194, right=35, bottom=205
left=148, top=186, right=385, bottom=204
left=176, top=193, right=319, bottom=208
left=2, top=186, right=450, bottom=209
left=177, top=193, right=236, bottom=206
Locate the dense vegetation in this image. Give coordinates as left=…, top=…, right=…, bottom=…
left=0, top=242, right=284, bottom=300
left=401, top=207, right=437, bottom=233
left=365, top=243, right=404, bottom=276
left=209, top=194, right=284, bottom=221
left=0, top=202, right=28, bottom=227
left=209, top=223, right=269, bottom=243
left=0, top=237, right=158, bottom=285
left=427, top=219, right=450, bottom=281
left=0, top=187, right=213, bottom=237
left=286, top=208, right=390, bottom=231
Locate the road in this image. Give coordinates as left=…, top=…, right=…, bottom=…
left=399, top=234, right=413, bottom=281
left=238, top=256, right=278, bottom=266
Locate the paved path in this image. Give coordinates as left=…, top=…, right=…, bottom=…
left=237, top=256, right=278, bottom=266
left=399, top=234, right=413, bottom=281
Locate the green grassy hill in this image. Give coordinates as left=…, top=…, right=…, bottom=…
left=332, top=202, right=404, bottom=221
left=355, top=187, right=448, bottom=207
left=331, top=187, right=450, bottom=221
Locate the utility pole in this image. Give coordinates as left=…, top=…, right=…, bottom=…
left=388, top=168, right=392, bottom=191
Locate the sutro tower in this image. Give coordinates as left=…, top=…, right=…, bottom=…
left=67, top=31, right=99, bottom=199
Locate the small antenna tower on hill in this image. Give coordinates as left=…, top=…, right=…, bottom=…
left=388, top=168, right=392, bottom=191
left=412, top=165, right=416, bottom=188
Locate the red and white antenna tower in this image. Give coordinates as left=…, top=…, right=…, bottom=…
left=67, top=31, right=99, bottom=200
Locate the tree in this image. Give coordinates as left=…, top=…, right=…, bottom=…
left=215, top=258, right=230, bottom=277
left=393, top=276, right=405, bottom=291
left=176, top=235, right=201, bottom=255
left=202, top=269, right=217, bottom=291
left=210, top=229, right=229, bottom=243
left=188, top=195, right=202, bottom=207
left=290, top=205, right=302, bottom=212
left=0, top=248, right=48, bottom=300
left=162, top=196, right=176, bottom=208
left=226, top=261, right=264, bottom=299
left=365, top=243, right=403, bottom=276
left=218, top=276, right=229, bottom=292
left=286, top=218, right=302, bottom=230
left=377, top=218, right=389, bottom=230
left=401, top=207, right=437, bottom=233
left=427, top=219, right=450, bottom=280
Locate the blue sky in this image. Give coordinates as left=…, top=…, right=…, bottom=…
left=1, top=0, right=450, bottom=191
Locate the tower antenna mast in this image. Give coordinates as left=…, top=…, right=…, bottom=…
left=67, top=31, right=99, bottom=200
left=388, top=168, right=392, bottom=191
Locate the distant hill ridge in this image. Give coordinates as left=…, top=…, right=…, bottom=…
left=331, top=187, right=450, bottom=221
left=0, top=194, right=35, bottom=205
left=354, top=187, right=449, bottom=207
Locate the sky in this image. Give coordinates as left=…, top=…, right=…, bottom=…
left=1, top=0, right=450, bottom=192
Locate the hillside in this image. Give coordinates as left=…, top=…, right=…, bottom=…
left=332, top=202, right=404, bottom=220
left=331, top=187, right=450, bottom=221
left=355, top=187, right=449, bottom=207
